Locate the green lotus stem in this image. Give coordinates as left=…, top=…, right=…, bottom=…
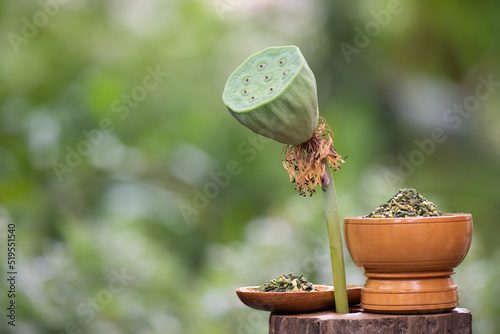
left=321, top=160, right=349, bottom=314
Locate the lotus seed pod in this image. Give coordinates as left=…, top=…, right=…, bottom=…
left=222, top=46, right=319, bottom=145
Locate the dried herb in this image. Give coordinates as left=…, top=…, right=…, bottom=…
left=256, top=273, right=318, bottom=292
left=365, top=188, right=444, bottom=218
left=282, top=117, right=344, bottom=197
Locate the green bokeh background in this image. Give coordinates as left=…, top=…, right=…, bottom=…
left=1, top=0, right=499, bottom=333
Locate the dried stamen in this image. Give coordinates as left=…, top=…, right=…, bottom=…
left=281, top=117, right=344, bottom=197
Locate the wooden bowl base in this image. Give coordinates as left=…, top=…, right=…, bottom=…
left=361, top=271, right=459, bottom=314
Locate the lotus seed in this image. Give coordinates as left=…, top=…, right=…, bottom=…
left=281, top=71, right=289, bottom=79
left=243, top=77, right=252, bottom=85
left=264, top=73, right=273, bottom=82
left=241, top=90, right=250, bottom=96
left=278, top=58, right=286, bottom=67
left=249, top=96, right=259, bottom=103
left=257, top=63, right=267, bottom=71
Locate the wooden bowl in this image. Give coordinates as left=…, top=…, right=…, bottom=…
left=344, top=213, right=473, bottom=314
left=236, top=285, right=362, bottom=314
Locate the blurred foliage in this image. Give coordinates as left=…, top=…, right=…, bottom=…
left=0, top=0, right=499, bottom=333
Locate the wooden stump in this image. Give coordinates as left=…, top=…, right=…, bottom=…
left=269, top=308, right=472, bottom=334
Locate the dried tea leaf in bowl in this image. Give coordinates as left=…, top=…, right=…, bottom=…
left=256, top=273, right=318, bottom=292
left=365, top=188, right=444, bottom=218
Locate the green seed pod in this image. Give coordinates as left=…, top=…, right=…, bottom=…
left=222, top=45, right=319, bottom=145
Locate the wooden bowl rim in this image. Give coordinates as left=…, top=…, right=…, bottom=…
left=344, top=213, right=472, bottom=225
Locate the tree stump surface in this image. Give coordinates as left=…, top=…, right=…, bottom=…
left=269, top=308, right=472, bottom=334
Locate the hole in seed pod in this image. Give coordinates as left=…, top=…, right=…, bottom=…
left=243, top=77, right=252, bottom=85
left=281, top=71, right=290, bottom=79
left=241, top=89, right=250, bottom=96
left=268, top=87, right=276, bottom=94
left=257, top=63, right=267, bottom=71
left=264, top=73, right=273, bottom=82
left=249, top=96, right=257, bottom=103
left=278, top=58, right=286, bottom=67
